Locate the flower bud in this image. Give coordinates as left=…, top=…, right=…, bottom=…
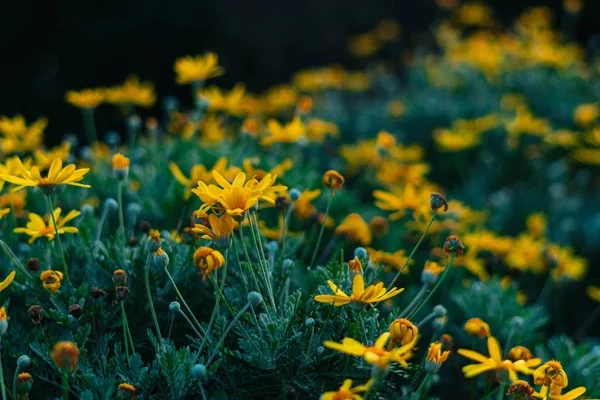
left=464, top=318, right=490, bottom=338
left=348, top=257, right=363, bottom=274
left=432, top=316, right=447, bottom=331
left=28, top=305, right=43, bottom=326
left=145, top=230, right=162, bottom=253
left=16, top=373, right=33, bottom=395
left=354, top=247, right=367, bottom=259
left=316, top=346, right=324, bottom=355
left=169, top=301, right=181, bottom=313
left=151, top=248, right=170, bottom=268
left=104, top=198, right=119, bottom=212
left=17, top=355, right=31, bottom=369
left=275, top=195, right=289, bottom=210
left=192, top=364, right=207, bottom=380
left=247, top=291, right=263, bottom=306
left=511, top=316, right=525, bottom=330
left=51, top=341, right=80, bottom=371
left=266, top=241, right=278, bottom=253
left=116, top=383, right=137, bottom=400
left=81, top=204, right=95, bottom=217
left=432, top=305, right=447, bottom=317
left=69, top=304, right=82, bottom=318
left=289, top=189, right=301, bottom=202
left=113, top=269, right=127, bottom=286
left=104, top=131, right=121, bottom=147
left=305, top=318, right=315, bottom=327
left=126, top=203, right=141, bottom=217
left=90, top=287, right=107, bottom=298
left=421, top=261, right=445, bottom=285
left=508, top=346, right=534, bottom=362
left=443, top=235, right=465, bottom=257
left=283, top=259, right=294, bottom=269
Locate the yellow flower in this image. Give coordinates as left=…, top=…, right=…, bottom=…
left=547, top=244, right=587, bottom=282
left=199, top=84, right=247, bottom=116
left=373, top=184, right=430, bottom=220
left=504, top=234, right=545, bottom=274
left=463, top=231, right=512, bottom=255
left=0, top=271, right=16, bottom=291
left=0, top=115, right=46, bottom=154
left=389, top=319, right=418, bottom=349
left=306, top=119, right=339, bottom=143
left=192, top=214, right=234, bottom=241
left=262, top=117, right=307, bottom=146
left=322, top=170, right=345, bottom=196
left=193, top=247, right=225, bottom=281
left=105, top=76, right=156, bottom=107
left=433, top=128, right=480, bottom=152
left=314, top=274, right=403, bottom=306
left=464, top=318, right=491, bottom=338
left=335, top=214, right=372, bottom=245
left=324, top=331, right=417, bottom=369
left=320, top=378, right=374, bottom=400
left=293, top=189, right=321, bottom=219
left=425, top=341, right=451, bottom=373
left=526, top=213, right=547, bottom=238
left=455, top=3, right=494, bottom=26
left=348, top=257, right=363, bottom=274
left=14, top=208, right=80, bottom=243
left=587, top=285, right=600, bottom=303
left=65, top=88, right=105, bottom=109
left=366, top=248, right=413, bottom=274
left=112, top=153, right=130, bottom=170
left=33, top=142, right=71, bottom=170
left=570, top=148, right=600, bottom=165
left=192, top=171, right=285, bottom=217
left=347, top=32, right=382, bottom=57
left=458, top=336, right=540, bottom=381
left=0, top=307, right=8, bottom=335
left=169, top=158, right=228, bottom=200
left=422, top=260, right=445, bottom=284
left=174, top=53, right=224, bottom=84
left=51, top=341, right=80, bottom=371
left=508, top=346, right=536, bottom=362
left=573, top=103, right=598, bottom=127
left=0, top=208, right=10, bottom=219
left=260, top=85, right=298, bottom=114
left=41, top=270, right=64, bottom=294
left=0, top=157, right=90, bottom=194
left=532, top=360, right=587, bottom=400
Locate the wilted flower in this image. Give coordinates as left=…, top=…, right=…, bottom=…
left=389, top=319, right=418, bottom=349
left=425, top=341, right=451, bottom=374
left=41, top=270, right=64, bottom=294
left=443, top=235, right=465, bottom=257
left=28, top=305, right=43, bottom=326
left=322, top=170, right=345, bottom=196
left=193, top=247, right=225, bottom=280
left=348, top=257, right=363, bottom=274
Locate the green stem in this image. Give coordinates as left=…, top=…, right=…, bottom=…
left=177, top=310, right=204, bottom=341
left=399, top=285, right=429, bottom=318
left=121, top=303, right=130, bottom=363
left=45, top=195, right=70, bottom=285
left=247, top=218, right=276, bottom=312
left=407, top=253, right=455, bottom=319
left=238, top=229, right=263, bottom=298
left=144, top=254, right=162, bottom=348
left=0, top=340, right=6, bottom=400
left=358, top=313, right=368, bottom=342
left=496, top=383, right=506, bottom=400
left=94, top=206, right=110, bottom=245
left=387, top=213, right=437, bottom=291
left=208, top=275, right=235, bottom=317
left=205, top=302, right=252, bottom=368
left=61, top=369, right=69, bottom=400
left=309, top=192, right=333, bottom=268
left=0, top=240, right=32, bottom=279
left=164, top=268, right=207, bottom=339
left=12, top=367, right=17, bottom=400
left=231, top=237, right=250, bottom=296
left=123, top=306, right=136, bottom=354
left=82, top=108, right=98, bottom=143
left=117, top=181, right=126, bottom=248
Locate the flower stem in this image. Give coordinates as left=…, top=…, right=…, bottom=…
left=248, top=218, right=276, bottom=312
left=0, top=240, right=32, bottom=279
left=386, top=213, right=436, bottom=291
left=164, top=267, right=207, bottom=339
left=231, top=236, right=250, bottom=296
left=399, top=285, right=428, bottom=318
left=45, top=195, right=70, bottom=285
left=496, top=383, right=506, bottom=400
left=123, top=306, right=136, bottom=354
left=177, top=310, right=205, bottom=341
left=144, top=254, right=162, bottom=349
left=407, top=253, right=455, bottom=319
left=205, top=302, right=252, bottom=368
left=61, top=369, right=69, bottom=400
left=238, top=229, right=264, bottom=298
left=121, top=303, right=130, bottom=363
left=0, top=339, right=6, bottom=400
left=117, top=181, right=126, bottom=248
left=81, top=108, right=98, bottom=143
left=310, top=192, right=333, bottom=268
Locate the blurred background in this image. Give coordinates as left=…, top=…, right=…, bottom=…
left=2, top=0, right=600, bottom=143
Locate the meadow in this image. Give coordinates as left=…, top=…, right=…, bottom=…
left=0, top=2, right=599, bottom=399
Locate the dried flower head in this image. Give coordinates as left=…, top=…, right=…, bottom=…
left=506, top=380, right=534, bottom=397
left=26, top=258, right=40, bottom=273
left=90, top=287, right=107, bottom=298
left=113, top=269, right=127, bottom=286
left=115, top=286, right=130, bottom=304
left=51, top=341, right=80, bottom=371
left=322, top=170, right=345, bottom=196
left=443, top=235, right=465, bottom=257
left=348, top=257, right=363, bottom=274
left=28, top=305, right=43, bottom=326
left=69, top=304, right=82, bottom=318
left=430, top=193, right=448, bottom=212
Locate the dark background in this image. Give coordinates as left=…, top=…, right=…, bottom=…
left=2, top=0, right=600, bottom=143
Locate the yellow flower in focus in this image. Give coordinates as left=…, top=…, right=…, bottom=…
left=464, top=318, right=491, bottom=338
left=320, top=378, right=374, bottom=400
left=174, top=53, right=224, bottom=85
left=389, top=319, right=418, bottom=349
left=324, top=331, right=417, bottom=369
left=192, top=214, right=234, bottom=241
left=65, top=88, right=105, bottom=109
left=0, top=115, right=46, bottom=154
left=0, top=158, right=90, bottom=194
left=458, top=336, right=539, bottom=381
left=14, top=208, right=80, bottom=244
left=262, top=117, right=307, bottom=147
left=425, top=341, right=451, bottom=373
left=51, top=341, right=80, bottom=371
left=314, top=274, right=403, bottom=306
left=41, top=270, right=64, bottom=294
left=573, top=103, right=598, bottom=127
left=193, top=247, right=225, bottom=281
left=0, top=271, right=16, bottom=292
left=587, top=285, right=600, bottom=303
left=434, top=128, right=480, bottom=152
left=335, top=213, right=372, bottom=245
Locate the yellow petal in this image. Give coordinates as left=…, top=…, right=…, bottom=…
left=0, top=271, right=16, bottom=291
left=352, top=274, right=365, bottom=297
left=374, top=332, right=390, bottom=349
left=457, top=349, right=489, bottom=363
left=487, top=336, right=502, bottom=363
